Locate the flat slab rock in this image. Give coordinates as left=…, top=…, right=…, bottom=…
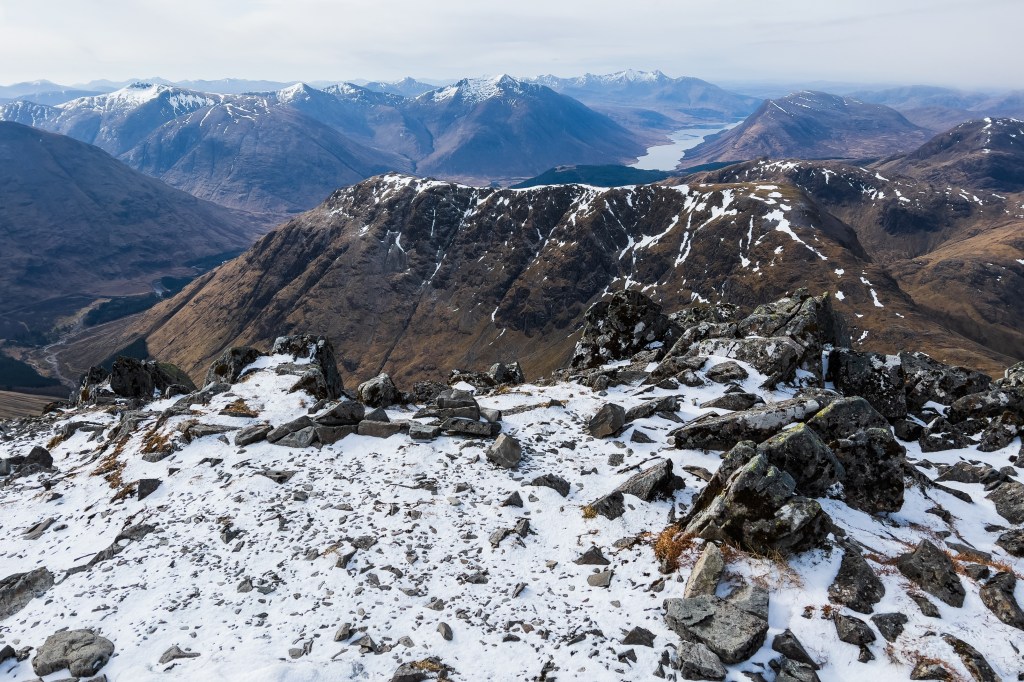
left=672, top=394, right=834, bottom=451
left=664, top=594, right=768, bottom=664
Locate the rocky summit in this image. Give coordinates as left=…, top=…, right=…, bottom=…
left=1, top=291, right=1023, bottom=681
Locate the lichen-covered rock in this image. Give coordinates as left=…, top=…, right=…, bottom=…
left=588, top=403, right=625, bottom=438
left=32, top=629, right=114, bottom=677
left=755, top=424, right=844, bottom=498
left=996, top=528, right=1024, bottom=557
left=977, top=410, right=1023, bottom=452
left=614, top=459, right=684, bottom=501
left=918, top=417, right=973, bottom=453
left=827, top=348, right=906, bottom=421
left=987, top=481, right=1024, bottom=525
left=995, top=360, right=1024, bottom=388
left=683, top=454, right=831, bottom=555
left=109, top=356, right=197, bottom=400
left=570, top=290, right=680, bottom=369
left=486, top=434, right=522, bottom=470
left=683, top=543, right=725, bottom=598
left=806, top=396, right=889, bottom=441
left=900, top=351, right=992, bottom=412
left=940, top=634, right=1000, bottom=682
left=357, top=373, right=401, bottom=408
left=947, top=387, right=1024, bottom=424
left=674, top=639, right=727, bottom=680
left=690, top=336, right=802, bottom=386
left=979, top=571, right=1024, bottom=631
left=830, top=428, right=906, bottom=513
left=487, top=361, right=525, bottom=386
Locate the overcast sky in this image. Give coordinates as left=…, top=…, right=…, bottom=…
left=0, top=0, right=1019, bottom=90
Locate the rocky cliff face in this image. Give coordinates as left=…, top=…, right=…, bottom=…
left=1, top=292, right=1022, bottom=681
left=692, top=156, right=1024, bottom=367
left=93, top=171, right=1009, bottom=389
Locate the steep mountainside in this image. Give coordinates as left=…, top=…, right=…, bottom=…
left=121, top=102, right=407, bottom=216
left=0, top=122, right=258, bottom=343
left=680, top=91, right=931, bottom=167
left=692, top=155, right=1024, bottom=364
left=876, top=117, right=1024, bottom=192
left=87, top=173, right=1011, bottom=389
left=407, top=76, right=646, bottom=182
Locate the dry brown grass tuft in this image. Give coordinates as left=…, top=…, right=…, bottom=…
left=653, top=525, right=697, bottom=573
left=581, top=505, right=598, bottom=520
left=220, top=398, right=259, bottom=418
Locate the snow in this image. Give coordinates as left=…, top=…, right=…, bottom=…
left=427, top=75, right=530, bottom=104
left=764, top=208, right=828, bottom=260
left=2, top=351, right=1022, bottom=680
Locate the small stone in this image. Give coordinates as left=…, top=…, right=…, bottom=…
left=437, top=622, right=453, bottom=641
left=871, top=612, right=908, bottom=642
left=574, top=546, right=610, bottom=566
left=529, top=474, right=571, bottom=497
left=501, top=491, right=523, bottom=507
left=622, top=626, right=655, bottom=647
left=158, top=645, right=200, bottom=665
left=587, top=570, right=613, bottom=587
left=137, top=478, right=161, bottom=501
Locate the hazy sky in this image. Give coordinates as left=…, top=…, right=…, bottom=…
left=0, top=0, right=1019, bottom=90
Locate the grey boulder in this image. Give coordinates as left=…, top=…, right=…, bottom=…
left=664, top=594, right=768, bottom=664
left=896, top=540, right=965, bottom=607
left=32, top=629, right=114, bottom=677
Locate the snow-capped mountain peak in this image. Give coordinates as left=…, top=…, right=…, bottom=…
left=426, top=74, right=534, bottom=104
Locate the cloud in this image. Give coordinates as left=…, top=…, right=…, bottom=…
left=0, top=0, right=1019, bottom=90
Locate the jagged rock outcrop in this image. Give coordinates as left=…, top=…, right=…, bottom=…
left=205, top=346, right=264, bottom=386
left=570, top=290, right=680, bottom=369
left=271, top=335, right=344, bottom=400
left=681, top=451, right=831, bottom=554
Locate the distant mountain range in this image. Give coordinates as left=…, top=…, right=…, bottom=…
left=0, top=76, right=647, bottom=215
left=851, top=85, right=1024, bottom=131
left=679, top=91, right=932, bottom=167
left=0, top=122, right=257, bottom=350
left=531, top=70, right=761, bottom=140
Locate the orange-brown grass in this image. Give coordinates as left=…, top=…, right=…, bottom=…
left=653, top=525, right=698, bottom=573
left=220, top=398, right=259, bottom=417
